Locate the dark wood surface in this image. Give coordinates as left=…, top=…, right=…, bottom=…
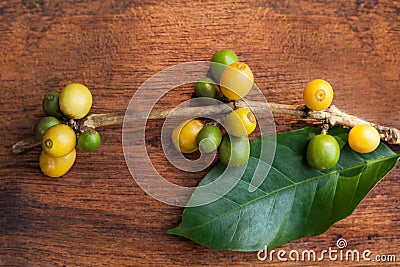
left=1, top=0, right=399, bottom=266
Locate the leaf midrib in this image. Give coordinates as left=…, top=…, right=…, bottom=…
left=178, top=153, right=399, bottom=233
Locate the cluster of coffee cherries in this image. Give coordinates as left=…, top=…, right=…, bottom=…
left=34, top=83, right=101, bottom=177
left=172, top=50, right=381, bottom=171
left=304, top=79, right=381, bottom=170
left=172, top=50, right=256, bottom=167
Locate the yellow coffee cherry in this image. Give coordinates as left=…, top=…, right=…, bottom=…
left=348, top=124, right=380, bottom=153
left=172, top=119, right=205, bottom=153
left=59, top=83, right=92, bottom=119
left=42, top=124, right=76, bottom=158
left=224, top=108, right=257, bottom=137
left=220, top=62, right=254, bottom=100
left=40, top=149, right=76, bottom=177
left=303, top=79, right=333, bottom=111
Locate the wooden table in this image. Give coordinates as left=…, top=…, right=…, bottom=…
left=1, top=1, right=399, bottom=266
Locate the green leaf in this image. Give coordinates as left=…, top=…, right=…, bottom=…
left=167, top=127, right=400, bottom=251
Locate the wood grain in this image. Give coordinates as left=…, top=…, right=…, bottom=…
left=1, top=0, right=399, bottom=266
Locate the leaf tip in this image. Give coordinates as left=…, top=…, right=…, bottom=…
left=166, top=227, right=179, bottom=235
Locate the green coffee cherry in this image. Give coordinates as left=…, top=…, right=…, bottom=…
left=78, top=129, right=101, bottom=152
left=33, top=116, right=60, bottom=140
left=306, top=130, right=340, bottom=170
left=42, top=92, right=63, bottom=119
left=196, top=124, right=222, bottom=153
left=219, top=134, right=250, bottom=167
left=194, top=78, right=219, bottom=99
left=211, top=49, right=239, bottom=81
